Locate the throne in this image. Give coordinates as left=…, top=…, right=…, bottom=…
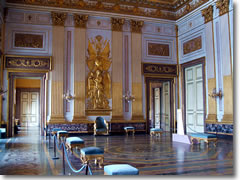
left=94, top=117, right=109, bottom=135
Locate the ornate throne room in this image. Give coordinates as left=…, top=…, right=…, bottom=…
left=0, top=0, right=234, bottom=176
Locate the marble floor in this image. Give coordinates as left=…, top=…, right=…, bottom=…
left=0, top=127, right=233, bottom=176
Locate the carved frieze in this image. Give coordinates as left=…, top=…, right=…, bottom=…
left=183, top=36, right=202, bottom=55
left=148, top=43, right=170, bottom=56
left=4, top=55, right=51, bottom=71
left=130, top=20, right=144, bottom=33
left=142, top=63, right=177, bottom=76
left=111, top=18, right=125, bottom=32
left=7, top=0, right=212, bottom=21
left=216, top=0, right=229, bottom=16
left=51, top=12, right=67, bottom=26
left=201, top=5, right=213, bottom=24
left=14, top=33, right=43, bottom=48
left=73, top=14, right=88, bottom=28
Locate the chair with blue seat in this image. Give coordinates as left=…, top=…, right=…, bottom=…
left=94, top=117, right=109, bottom=135
left=80, top=147, right=104, bottom=168
left=66, top=137, right=85, bottom=153
left=189, top=133, right=217, bottom=146
left=104, top=164, right=139, bottom=175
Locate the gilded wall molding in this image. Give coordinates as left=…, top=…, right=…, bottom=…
left=111, top=18, right=125, bottom=32
left=4, top=55, right=52, bottom=71
left=51, top=12, right=67, bottom=26
left=183, top=36, right=202, bottom=55
left=130, top=20, right=144, bottom=34
left=216, top=0, right=229, bottom=16
left=201, top=5, right=213, bottom=24
left=73, top=14, right=88, bottom=28
left=14, top=33, right=43, bottom=48
left=148, top=43, right=170, bottom=56
left=142, top=63, right=177, bottom=76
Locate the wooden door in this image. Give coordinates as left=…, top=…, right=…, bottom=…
left=185, top=64, right=204, bottom=133
left=20, top=92, right=39, bottom=127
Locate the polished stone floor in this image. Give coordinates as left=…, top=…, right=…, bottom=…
left=0, top=127, right=233, bottom=176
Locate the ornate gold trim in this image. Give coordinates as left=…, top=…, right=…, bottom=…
left=73, top=14, right=88, bottom=28
left=85, top=109, right=112, bottom=116
left=111, top=17, right=125, bottom=32
left=216, top=0, right=229, bottom=16
left=130, top=20, right=144, bottom=34
left=4, top=55, right=52, bottom=72
left=51, top=12, right=67, bottom=26
left=202, top=5, right=213, bottom=24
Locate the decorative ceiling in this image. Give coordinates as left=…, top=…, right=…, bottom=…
left=5, top=0, right=209, bottom=20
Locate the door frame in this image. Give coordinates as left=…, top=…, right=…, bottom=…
left=145, top=77, right=175, bottom=134
left=8, top=72, right=47, bottom=137
left=181, top=57, right=206, bottom=134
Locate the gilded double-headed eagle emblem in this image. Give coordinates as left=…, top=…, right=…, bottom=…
left=86, top=35, right=111, bottom=109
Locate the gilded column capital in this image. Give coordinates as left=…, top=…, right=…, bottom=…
left=130, top=20, right=144, bottom=34
left=201, top=5, right=213, bottom=24
left=74, top=14, right=88, bottom=28
left=51, top=12, right=67, bottom=26
left=111, top=18, right=125, bottom=32
left=216, top=0, right=229, bottom=16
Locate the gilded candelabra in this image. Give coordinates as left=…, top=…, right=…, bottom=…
left=208, top=88, right=223, bottom=99
left=63, top=90, right=75, bottom=102
left=123, top=90, right=135, bottom=103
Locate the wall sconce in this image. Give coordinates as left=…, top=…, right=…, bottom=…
left=123, top=90, right=135, bottom=103
left=0, top=88, right=7, bottom=96
left=63, top=90, right=75, bottom=102
left=208, top=88, right=223, bottom=99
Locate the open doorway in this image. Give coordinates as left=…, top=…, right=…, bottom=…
left=15, top=78, right=40, bottom=135
left=8, top=72, right=47, bottom=137
left=146, top=77, right=175, bottom=134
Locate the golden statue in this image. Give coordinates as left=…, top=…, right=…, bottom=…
left=86, top=35, right=111, bottom=109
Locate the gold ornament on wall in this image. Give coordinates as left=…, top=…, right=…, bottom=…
left=202, top=5, right=213, bottom=24
left=86, top=35, right=112, bottom=110
left=111, top=18, right=125, bottom=32
left=130, top=20, right=144, bottom=33
left=51, top=12, right=67, bottom=26
left=74, top=14, right=88, bottom=28
left=216, top=0, right=229, bottom=16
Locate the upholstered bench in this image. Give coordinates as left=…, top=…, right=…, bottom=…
left=104, top=164, right=139, bottom=175
left=66, top=137, right=85, bottom=153
left=80, top=147, right=104, bottom=168
left=124, top=127, right=135, bottom=136
left=189, top=133, right=217, bottom=146
left=57, top=130, right=68, bottom=141
left=150, top=128, right=163, bottom=137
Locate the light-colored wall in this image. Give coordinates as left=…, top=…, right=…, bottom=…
left=16, top=79, right=40, bottom=88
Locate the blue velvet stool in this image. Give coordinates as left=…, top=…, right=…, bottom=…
left=80, top=147, right=104, bottom=168
left=104, top=164, right=139, bottom=175
left=150, top=128, right=163, bottom=137
left=66, top=137, right=85, bottom=153
left=57, top=130, right=68, bottom=141
left=124, top=127, right=135, bottom=136
left=189, top=133, right=217, bottom=146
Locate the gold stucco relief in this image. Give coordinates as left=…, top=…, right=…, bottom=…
left=86, top=35, right=111, bottom=110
